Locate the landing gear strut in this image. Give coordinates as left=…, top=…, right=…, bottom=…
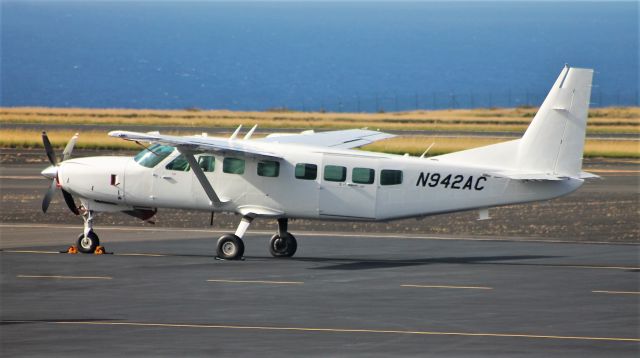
left=269, top=218, right=297, bottom=258
left=77, top=209, right=100, bottom=253
left=216, top=216, right=298, bottom=260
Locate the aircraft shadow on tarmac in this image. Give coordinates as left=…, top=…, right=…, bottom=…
left=296, top=255, right=560, bottom=270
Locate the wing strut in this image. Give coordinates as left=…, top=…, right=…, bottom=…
left=178, top=148, right=227, bottom=206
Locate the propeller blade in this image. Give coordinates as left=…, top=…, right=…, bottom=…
left=42, top=131, right=57, bottom=165
left=61, top=189, right=80, bottom=215
left=42, top=180, right=56, bottom=213
left=62, top=133, right=79, bottom=161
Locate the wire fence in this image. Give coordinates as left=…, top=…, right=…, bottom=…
left=272, top=90, right=639, bottom=113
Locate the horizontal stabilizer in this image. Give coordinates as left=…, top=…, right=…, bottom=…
left=486, top=171, right=567, bottom=181
left=578, top=171, right=601, bottom=179
left=486, top=170, right=600, bottom=181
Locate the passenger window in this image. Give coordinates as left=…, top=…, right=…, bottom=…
left=258, top=160, right=280, bottom=177
left=223, top=157, right=245, bottom=174
left=352, top=168, right=375, bottom=184
left=381, top=169, right=403, bottom=185
left=324, top=165, right=346, bottom=182
left=198, top=156, right=215, bottom=172
left=295, top=163, right=317, bottom=180
left=134, top=144, right=174, bottom=168
left=165, top=154, right=191, bottom=171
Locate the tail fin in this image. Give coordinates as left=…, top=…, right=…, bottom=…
left=433, top=65, right=594, bottom=179
left=516, top=65, right=594, bottom=177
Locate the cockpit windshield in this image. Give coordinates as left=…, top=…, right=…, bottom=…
left=134, top=144, right=174, bottom=168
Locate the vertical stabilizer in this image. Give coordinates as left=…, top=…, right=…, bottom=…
left=517, top=65, right=594, bottom=177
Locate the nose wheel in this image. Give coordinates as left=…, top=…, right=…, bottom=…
left=74, top=208, right=101, bottom=254
left=77, top=231, right=100, bottom=254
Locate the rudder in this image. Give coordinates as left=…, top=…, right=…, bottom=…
left=517, top=65, right=594, bottom=177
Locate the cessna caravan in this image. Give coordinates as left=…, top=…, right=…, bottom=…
left=40, top=65, right=596, bottom=260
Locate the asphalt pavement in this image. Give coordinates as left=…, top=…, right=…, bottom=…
left=1, top=225, right=639, bottom=357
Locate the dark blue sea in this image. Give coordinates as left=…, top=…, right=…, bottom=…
left=1, top=1, right=638, bottom=111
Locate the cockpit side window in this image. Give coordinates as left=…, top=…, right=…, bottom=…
left=198, top=155, right=215, bottom=172
left=166, top=154, right=191, bottom=171
left=134, top=144, right=174, bottom=168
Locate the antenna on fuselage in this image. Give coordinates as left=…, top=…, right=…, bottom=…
left=243, top=124, right=258, bottom=140
left=420, top=142, right=435, bottom=158
left=229, top=125, right=243, bottom=140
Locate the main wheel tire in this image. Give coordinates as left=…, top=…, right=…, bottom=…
left=216, top=234, right=245, bottom=260
left=77, top=231, right=99, bottom=254
left=269, top=232, right=297, bottom=258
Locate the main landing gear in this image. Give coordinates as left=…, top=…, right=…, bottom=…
left=216, top=217, right=297, bottom=260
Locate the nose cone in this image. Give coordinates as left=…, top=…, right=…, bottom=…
left=41, top=165, right=58, bottom=180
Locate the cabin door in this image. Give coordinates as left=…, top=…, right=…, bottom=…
left=319, top=155, right=378, bottom=219
left=151, top=153, right=194, bottom=208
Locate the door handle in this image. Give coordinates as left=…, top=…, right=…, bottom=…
left=161, top=175, right=172, bottom=180
left=347, top=183, right=358, bottom=187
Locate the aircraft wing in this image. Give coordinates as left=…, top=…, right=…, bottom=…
left=108, top=130, right=282, bottom=160
left=258, top=129, right=395, bottom=149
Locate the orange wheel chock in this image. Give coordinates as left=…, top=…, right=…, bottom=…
left=94, top=246, right=105, bottom=255
left=67, top=246, right=78, bottom=254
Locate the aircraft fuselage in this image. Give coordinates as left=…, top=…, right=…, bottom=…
left=58, top=145, right=583, bottom=222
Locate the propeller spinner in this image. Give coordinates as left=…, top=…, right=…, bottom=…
left=40, top=131, right=80, bottom=215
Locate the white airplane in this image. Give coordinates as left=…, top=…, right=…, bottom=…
left=41, top=65, right=597, bottom=259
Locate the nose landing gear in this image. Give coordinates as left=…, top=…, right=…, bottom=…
left=75, top=208, right=100, bottom=254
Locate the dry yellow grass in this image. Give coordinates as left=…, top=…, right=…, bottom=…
left=1, top=106, right=638, bottom=134
left=362, top=136, right=640, bottom=158
left=2, top=129, right=637, bottom=158
left=0, top=129, right=139, bottom=150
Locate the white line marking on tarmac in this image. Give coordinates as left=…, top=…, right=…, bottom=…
left=117, top=253, right=168, bottom=257
left=207, top=279, right=303, bottom=285
left=401, top=284, right=493, bottom=290
left=17, top=275, right=112, bottom=280
left=592, top=290, right=640, bottom=295
left=3, top=250, right=60, bottom=254
left=0, top=176, right=43, bottom=180
left=7, top=320, right=631, bottom=342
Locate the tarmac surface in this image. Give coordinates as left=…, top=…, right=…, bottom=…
left=1, top=225, right=639, bottom=357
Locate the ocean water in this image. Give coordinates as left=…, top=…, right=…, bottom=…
left=1, top=1, right=638, bottom=111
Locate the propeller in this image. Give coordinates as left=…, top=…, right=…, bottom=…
left=41, top=131, right=80, bottom=215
